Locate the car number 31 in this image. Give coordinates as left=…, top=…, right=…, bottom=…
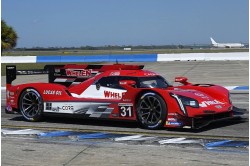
left=119, top=105, right=133, bottom=117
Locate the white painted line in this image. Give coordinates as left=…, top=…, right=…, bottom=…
left=159, top=137, right=185, bottom=144
left=130, top=136, right=155, bottom=141
left=157, top=52, right=249, bottom=61
left=158, top=138, right=200, bottom=145
left=1, top=129, right=43, bottom=135
left=224, top=86, right=237, bottom=90
left=114, top=135, right=155, bottom=141
left=114, top=135, right=143, bottom=141
left=2, top=56, right=37, bottom=63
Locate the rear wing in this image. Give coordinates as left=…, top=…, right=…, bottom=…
left=6, top=66, right=48, bottom=86
left=6, top=64, right=144, bottom=87
left=44, top=64, right=144, bottom=87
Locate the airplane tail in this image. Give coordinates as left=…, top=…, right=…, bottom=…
left=210, top=37, right=217, bottom=45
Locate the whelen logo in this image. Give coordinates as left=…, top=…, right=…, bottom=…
left=199, top=100, right=224, bottom=107
left=66, top=69, right=92, bottom=77
left=104, top=91, right=125, bottom=99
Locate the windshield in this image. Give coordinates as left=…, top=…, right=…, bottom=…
left=138, top=76, right=170, bottom=89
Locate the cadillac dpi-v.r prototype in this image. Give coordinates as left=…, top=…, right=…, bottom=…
left=6, top=64, right=235, bottom=129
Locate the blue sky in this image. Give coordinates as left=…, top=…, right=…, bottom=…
left=2, top=0, right=249, bottom=47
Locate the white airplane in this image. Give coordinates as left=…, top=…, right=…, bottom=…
left=210, top=37, right=244, bottom=48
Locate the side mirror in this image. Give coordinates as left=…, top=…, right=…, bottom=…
left=119, top=80, right=136, bottom=89
left=175, top=76, right=191, bottom=85
left=96, top=82, right=101, bottom=90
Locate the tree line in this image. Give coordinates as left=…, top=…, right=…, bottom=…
left=1, top=20, right=18, bottom=50
left=12, top=44, right=211, bottom=51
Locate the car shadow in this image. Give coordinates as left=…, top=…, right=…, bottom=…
left=8, top=113, right=247, bottom=133
left=167, top=118, right=247, bottom=133
left=9, top=115, right=139, bottom=129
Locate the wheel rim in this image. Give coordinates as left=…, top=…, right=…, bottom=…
left=21, top=91, right=42, bottom=118
left=138, top=95, right=162, bottom=125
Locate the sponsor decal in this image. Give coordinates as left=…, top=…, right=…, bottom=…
left=194, top=93, right=204, bottom=97
left=6, top=105, right=12, bottom=112
left=110, top=71, right=120, bottom=76
left=46, top=103, right=52, bottom=110
left=6, top=91, right=14, bottom=99
left=167, top=121, right=182, bottom=126
left=44, top=102, right=113, bottom=118
left=199, top=100, right=224, bottom=107
left=10, top=100, right=15, bottom=104
left=168, top=113, right=178, bottom=116
left=118, top=103, right=133, bottom=117
left=7, top=66, right=15, bottom=69
left=166, top=117, right=182, bottom=126
left=62, top=106, right=74, bottom=110
left=43, top=90, right=62, bottom=95
left=46, top=103, right=74, bottom=112
left=66, top=69, right=92, bottom=77
left=168, top=118, right=177, bottom=121
left=71, top=85, right=126, bottom=99
left=122, top=99, right=131, bottom=102
left=104, top=91, right=125, bottom=99
left=51, top=107, right=60, bottom=112
left=119, top=81, right=127, bottom=85
left=194, top=93, right=209, bottom=99
left=144, top=72, right=156, bottom=76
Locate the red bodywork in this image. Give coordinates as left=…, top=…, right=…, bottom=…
left=6, top=64, right=233, bottom=129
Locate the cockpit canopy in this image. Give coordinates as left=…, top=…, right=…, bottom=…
left=96, top=75, right=170, bottom=89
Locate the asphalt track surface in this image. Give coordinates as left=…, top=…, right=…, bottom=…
left=1, top=61, right=249, bottom=166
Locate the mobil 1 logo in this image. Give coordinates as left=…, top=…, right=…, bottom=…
left=118, top=103, right=133, bottom=117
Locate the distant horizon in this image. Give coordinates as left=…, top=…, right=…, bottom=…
left=2, top=0, right=249, bottom=47
left=7, top=40, right=250, bottom=49
left=11, top=43, right=249, bottom=50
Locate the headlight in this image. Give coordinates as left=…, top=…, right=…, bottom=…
left=170, top=93, right=199, bottom=116
left=178, top=96, right=199, bottom=108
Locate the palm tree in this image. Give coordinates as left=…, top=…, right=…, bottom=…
left=1, top=20, right=18, bottom=50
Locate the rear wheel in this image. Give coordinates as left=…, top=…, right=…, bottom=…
left=136, top=92, right=167, bottom=129
left=19, top=89, right=43, bottom=121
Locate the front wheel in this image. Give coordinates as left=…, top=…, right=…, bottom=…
left=19, top=88, right=43, bottom=121
left=136, top=92, right=167, bottom=129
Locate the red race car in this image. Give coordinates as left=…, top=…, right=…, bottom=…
left=6, top=64, right=234, bottom=129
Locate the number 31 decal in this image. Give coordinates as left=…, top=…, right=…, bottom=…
left=118, top=104, right=133, bottom=117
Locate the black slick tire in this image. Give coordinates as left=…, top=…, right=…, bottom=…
left=19, top=88, right=43, bottom=121
left=136, top=92, right=167, bottom=129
